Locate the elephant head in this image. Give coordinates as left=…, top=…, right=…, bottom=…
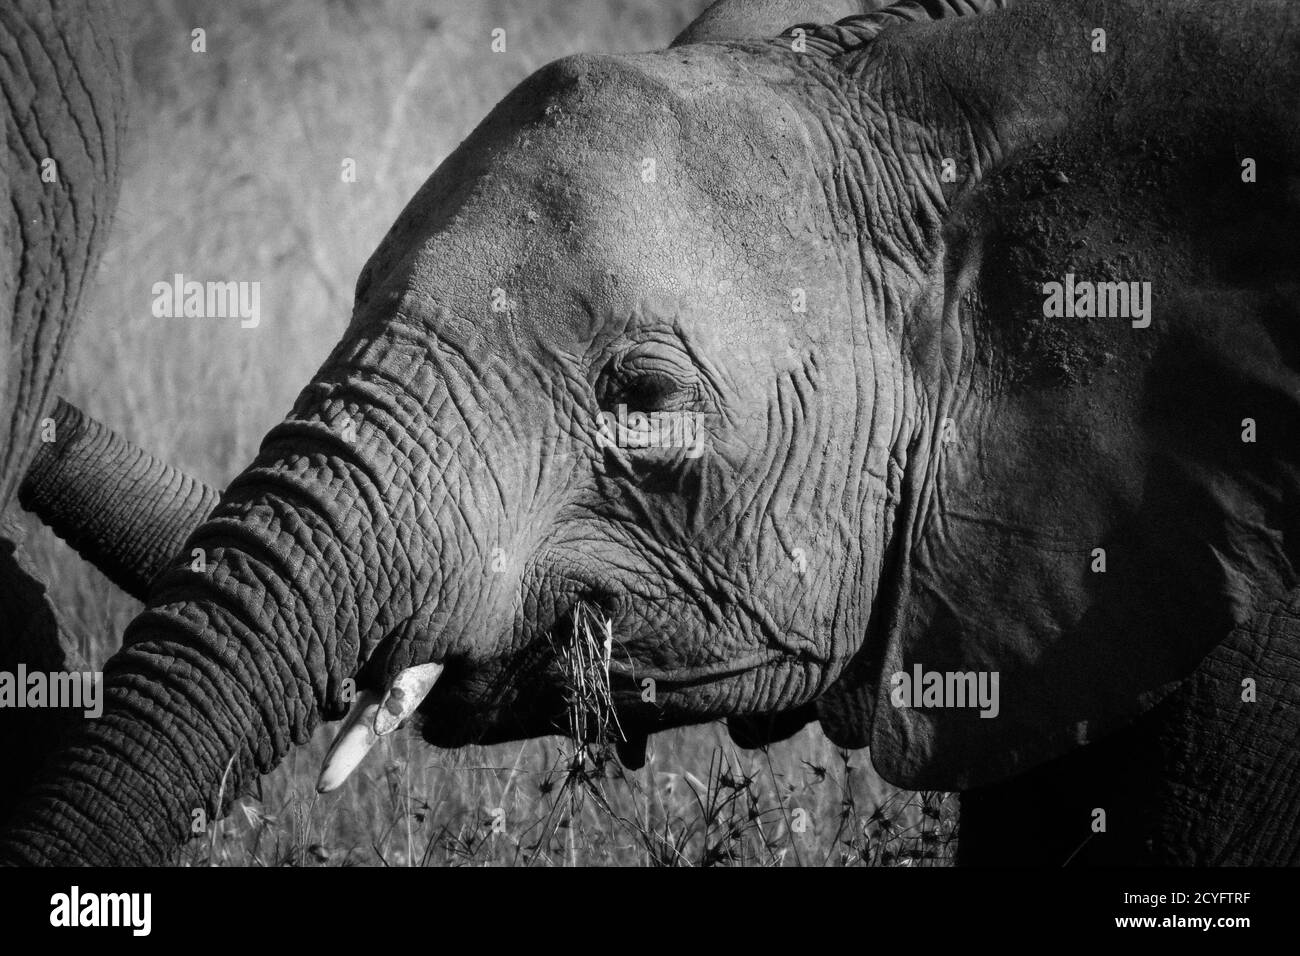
left=5, top=0, right=1300, bottom=865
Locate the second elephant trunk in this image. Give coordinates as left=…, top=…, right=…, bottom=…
left=19, top=397, right=222, bottom=600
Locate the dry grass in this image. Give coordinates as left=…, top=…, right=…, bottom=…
left=553, top=600, right=623, bottom=748
left=183, top=727, right=956, bottom=867
left=20, top=0, right=956, bottom=865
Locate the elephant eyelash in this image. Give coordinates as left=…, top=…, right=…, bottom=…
left=600, top=369, right=701, bottom=414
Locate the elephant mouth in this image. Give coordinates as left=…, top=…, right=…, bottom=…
left=412, top=597, right=794, bottom=746
left=606, top=651, right=791, bottom=685
left=412, top=598, right=636, bottom=747
left=319, top=582, right=800, bottom=792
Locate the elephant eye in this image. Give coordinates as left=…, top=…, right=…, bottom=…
left=599, top=348, right=699, bottom=412
left=615, top=371, right=695, bottom=411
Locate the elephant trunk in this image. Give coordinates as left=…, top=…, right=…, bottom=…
left=0, top=391, right=432, bottom=864
left=19, top=397, right=222, bottom=600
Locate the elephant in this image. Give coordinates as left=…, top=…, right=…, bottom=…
left=3, top=0, right=1300, bottom=866
left=0, top=0, right=225, bottom=823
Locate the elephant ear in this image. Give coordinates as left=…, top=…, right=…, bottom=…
left=814, top=0, right=1300, bottom=789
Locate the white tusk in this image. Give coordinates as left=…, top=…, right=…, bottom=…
left=316, top=689, right=382, bottom=793
left=374, top=661, right=444, bottom=736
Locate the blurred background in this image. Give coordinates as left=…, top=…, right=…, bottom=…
left=21, top=0, right=954, bottom=865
